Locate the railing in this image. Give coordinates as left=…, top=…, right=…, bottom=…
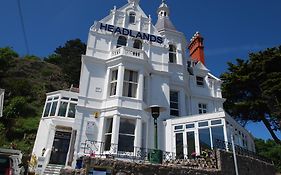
left=214, top=139, right=273, bottom=164
left=110, top=47, right=148, bottom=60
left=82, top=140, right=218, bottom=169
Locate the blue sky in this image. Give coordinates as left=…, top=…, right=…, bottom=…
left=1, top=0, right=281, bottom=140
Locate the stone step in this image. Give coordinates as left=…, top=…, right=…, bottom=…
left=44, top=164, right=64, bottom=175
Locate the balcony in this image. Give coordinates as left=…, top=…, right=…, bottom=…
left=110, top=47, right=148, bottom=61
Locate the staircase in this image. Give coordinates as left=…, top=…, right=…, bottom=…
left=43, top=164, right=64, bottom=175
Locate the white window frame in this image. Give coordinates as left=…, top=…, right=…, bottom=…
left=198, top=103, right=207, bottom=114
left=169, top=44, right=177, bottom=63
left=123, top=70, right=138, bottom=98
left=43, top=96, right=77, bottom=118
left=196, top=76, right=204, bottom=87
left=117, top=36, right=127, bottom=48
left=129, top=12, right=136, bottom=24
left=109, top=69, right=118, bottom=96
left=104, top=117, right=113, bottom=151
left=57, top=97, right=78, bottom=118
left=170, top=90, right=179, bottom=116
left=133, top=39, right=142, bottom=49
left=118, top=118, right=136, bottom=152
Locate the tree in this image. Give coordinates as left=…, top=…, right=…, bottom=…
left=0, top=47, right=18, bottom=82
left=0, top=46, right=69, bottom=155
left=221, top=46, right=281, bottom=144
left=255, top=139, right=281, bottom=172
left=45, top=39, right=86, bottom=86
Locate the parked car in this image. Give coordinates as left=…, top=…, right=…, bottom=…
left=0, top=154, right=12, bottom=175
left=0, top=149, right=24, bottom=175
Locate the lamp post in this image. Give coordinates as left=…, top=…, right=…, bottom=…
left=229, top=126, right=239, bottom=175
left=146, top=105, right=166, bottom=163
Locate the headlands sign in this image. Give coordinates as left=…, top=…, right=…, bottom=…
left=99, top=22, right=164, bottom=44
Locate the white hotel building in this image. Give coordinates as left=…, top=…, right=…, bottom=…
left=32, top=0, right=255, bottom=172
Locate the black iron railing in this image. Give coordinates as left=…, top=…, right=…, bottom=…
left=214, top=139, right=272, bottom=164
left=81, top=140, right=218, bottom=169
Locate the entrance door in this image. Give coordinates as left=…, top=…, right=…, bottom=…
left=49, top=131, right=71, bottom=165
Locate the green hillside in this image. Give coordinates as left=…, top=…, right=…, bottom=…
left=0, top=47, right=69, bottom=154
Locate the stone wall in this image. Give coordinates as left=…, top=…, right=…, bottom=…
left=81, top=150, right=275, bottom=175
left=218, top=151, right=275, bottom=175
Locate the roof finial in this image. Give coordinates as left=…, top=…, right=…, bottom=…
left=128, top=0, right=140, bottom=4
left=162, top=0, right=166, bottom=4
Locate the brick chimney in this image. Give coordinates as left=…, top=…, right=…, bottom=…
left=188, top=32, right=205, bottom=65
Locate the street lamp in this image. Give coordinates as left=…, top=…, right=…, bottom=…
left=146, top=105, right=166, bottom=149
left=146, top=105, right=166, bottom=163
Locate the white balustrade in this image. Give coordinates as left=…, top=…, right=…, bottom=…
left=110, top=47, right=147, bottom=60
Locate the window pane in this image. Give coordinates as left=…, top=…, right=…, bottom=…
left=199, top=128, right=211, bottom=153
left=169, top=53, right=176, bottom=63
left=104, top=135, right=112, bottom=151
left=131, top=71, right=138, bottom=82
left=169, top=45, right=176, bottom=63
left=187, top=131, right=196, bottom=157
left=118, top=135, right=134, bottom=152
left=58, top=101, right=68, bottom=117
left=176, top=133, right=184, bottom=159
left=110, top=82, right=117, bottom=96
left=170, top=91, right=179, bottom=116
left=212, top=126, right=225, bottom=149
left=170, top=102, right=178, bottom=109
left=43, top=103, right=51, bottom=117
left=117, top=36, right=127, bottom=47
left=71, top=98, right=78, bottom=102
left=133, top=40, right=142, bottom=49
left=174, top=125, right=183, bottom=130
left=170, top=91, right=178, bottom=102
left=111, top=70, right=118, bottom=81
left=53, top=96, right=59, bottom=100
left=67, top=103, right=76, bottom=118
left=122, top=82, right=129, bottom=97
left=105, top=118, right=113, bottom=134
left=50, top=101, right=57, bottom=116
left=118, top=118, right=135, bottom=152
left=129, top=13, right=135, bottom=24
left=186, top=124, right=194, bottom=129
left=199, top=121, right=208, bottom=127
left=170, top=110, right=179, bottom=116
left=169, top=45, right=176, bottom=52
left=196, top=76, right=204, bottom=86
left=119, top=118, right=135, bottom=135
left=130, top=84, right=137, bottom=97
left=123, top=70, right=138, bottom=98
left=211, top=119, right=222, bottom=125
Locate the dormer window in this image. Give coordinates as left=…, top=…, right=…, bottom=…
left=169, top=44, right=177, bottom=63
left=129, top=12, right=136, bottom=24
left=133, top=39, right=142, bottom=49
left=117, top=36, right=127, bottom=48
